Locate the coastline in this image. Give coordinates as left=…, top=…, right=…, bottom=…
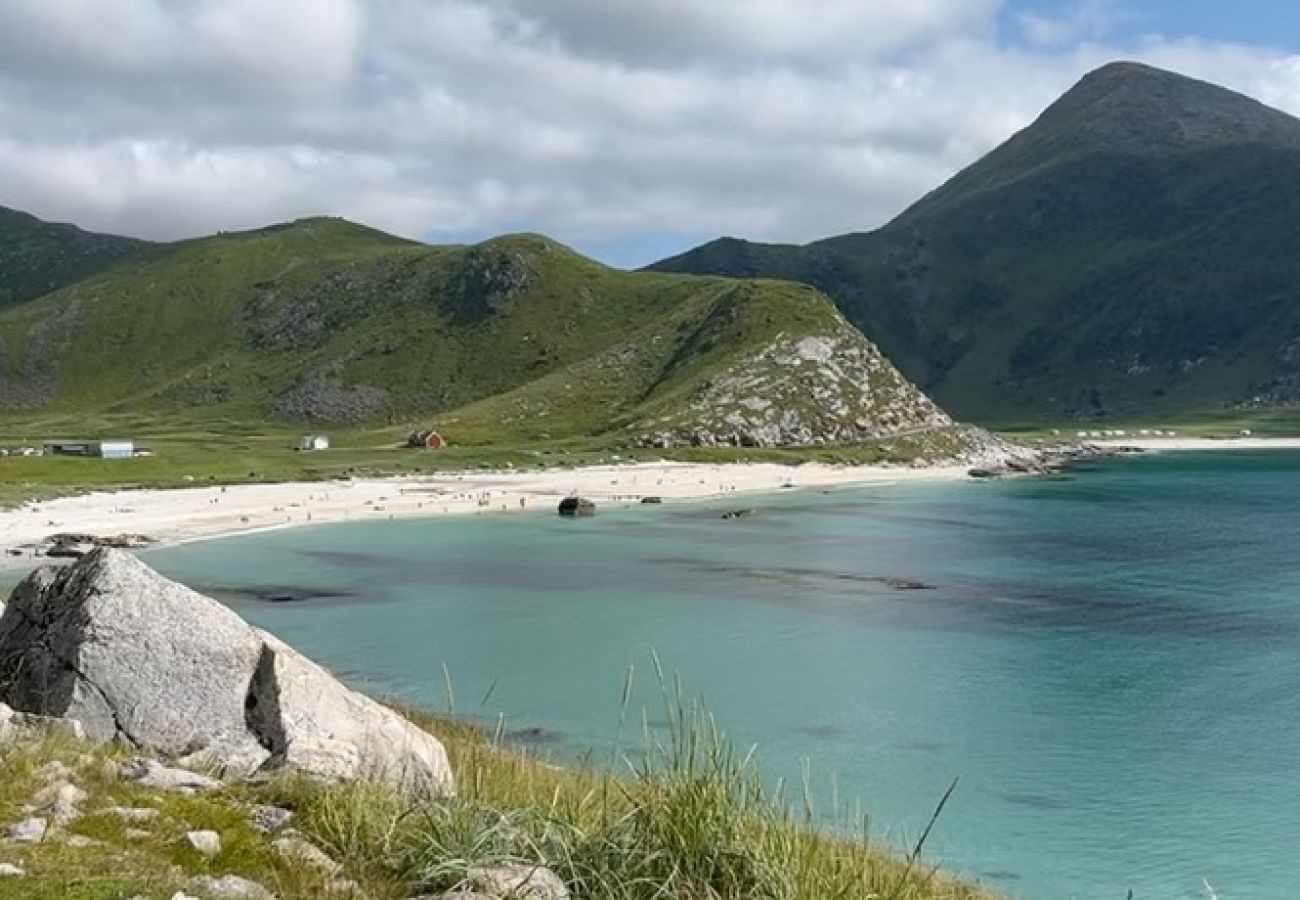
left=6, top=436, right=1299, bottom=575
left=0, top=460, right=973, bottom=571
left=1095, top=436, right=1300, bottom=450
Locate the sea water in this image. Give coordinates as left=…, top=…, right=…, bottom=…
left=141, top=452, right=1300, bottom=900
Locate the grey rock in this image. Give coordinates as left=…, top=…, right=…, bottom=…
left=0, top=701, right=85, bottom=745
left=249, top=631, right=453, bottom=793
left=0, top=552, right=269, bottom=763
left=184, top=829, right=221, bottom=856
left=0, top=550, right=453, bottom=796
left=170, top=893, right=201, bottom=900
left=467, top=864, right=569, bottom=900
left=0, top=862, right=24, bottom=876
left=105, top=805, right=160, bottom=823
left=247, top=804, right=294, bottom=833
left=124, top=827, right=151, bottom=840
left=7, top=817, right=47, bottom=843
left=273, top=834, right=341, bottom=873
left=31, top=779, right=87, bottom=824
left=190, top=873, right=276, bottom=899
left=121, top=758, right=222, bottom=794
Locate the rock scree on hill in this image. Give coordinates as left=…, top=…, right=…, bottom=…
left=0, top=548, right=453, bottom=796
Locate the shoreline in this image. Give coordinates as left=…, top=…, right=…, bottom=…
left=1095, top=436, right=1300, bottom=451
left=6, top=437, right=1300, bottom=576
left=0, top=460, right=973, bottom=572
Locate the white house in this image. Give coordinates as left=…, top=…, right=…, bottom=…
left=295, top=434, right=331, bottom=451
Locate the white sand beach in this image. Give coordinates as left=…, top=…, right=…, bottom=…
left=0, top=460, right=972, bottom=567
left=1097, top=436, right=1300, bottom=451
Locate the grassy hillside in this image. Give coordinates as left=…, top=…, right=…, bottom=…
left=0, top=206, right=149, bottom=309
left=651, top=62, right=1300, bottom=425
left=0, top=215, right=965, bottom=455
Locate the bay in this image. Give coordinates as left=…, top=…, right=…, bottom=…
left=143, top=451, right=1300, bottom=900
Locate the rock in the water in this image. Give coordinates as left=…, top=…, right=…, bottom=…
left=0, top=862, right=24, bottom=876
left=0, top=549, right=452, bottom=796
left=7, top=817, right=47, bottom=843
left=121, top=758, right=222, bottom=794
left=190, top=874, right=275, bottom=899
left=184, top=830, right=222, bottom=856
left=468, top=864, right=569, bottom=900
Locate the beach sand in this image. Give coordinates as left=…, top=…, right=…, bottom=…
left=0, top=460, right=972, bottom=569
left=1097, top=436, right=1300, bottom=451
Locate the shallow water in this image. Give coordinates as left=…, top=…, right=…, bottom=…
left=141, top=452, right=1300, bottom=899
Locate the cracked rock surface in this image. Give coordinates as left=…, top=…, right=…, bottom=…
left=0, top=548, right=453, bottom=796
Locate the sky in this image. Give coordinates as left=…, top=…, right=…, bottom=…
left=2, top=1, right=1300, bottom=268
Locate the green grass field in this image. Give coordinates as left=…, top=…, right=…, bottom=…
left=0, top=410, right=983, bottom=509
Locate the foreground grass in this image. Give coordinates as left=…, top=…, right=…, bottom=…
left=0, top=699, right=1001, bottom=900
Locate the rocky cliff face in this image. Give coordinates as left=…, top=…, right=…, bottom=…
left=634, top=328, right=952, bottom=449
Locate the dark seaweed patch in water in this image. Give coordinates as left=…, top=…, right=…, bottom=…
left=333, top=668, right=401, bottom=687
left=297, top=548, right=391, bottom=567
left=646, top=557, right=936, bottom=592
left=1002, top=791, right=1069, bottom=810
left=792, top=723, right=843, bottom=739
left=507, top=726, right=564, bottom=745
left=981, top=870, right=1023, bottom=882
left=893, top=739, right=950, bottom=754
left=208, top=585, right=364, bottom=605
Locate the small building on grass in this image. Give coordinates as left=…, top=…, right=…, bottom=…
left=43, top=440, right=135, bottom=459
left=295, top=434, right=331, bottom=452
left=405, top=429, right=447, bottom=450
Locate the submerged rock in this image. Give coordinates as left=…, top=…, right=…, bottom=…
left=557, top=497, right=596, bottom=517
left=0, top=549, right=453, bottom=796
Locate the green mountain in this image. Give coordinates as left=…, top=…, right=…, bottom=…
left=652, top=62, right=1300, bottom=423
left=0, top=213, right=979, bottom=453
left=0, top=205, right=149, bottom=308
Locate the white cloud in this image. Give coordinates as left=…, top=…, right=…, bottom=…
left=1, top=0, right=1300, bottom=264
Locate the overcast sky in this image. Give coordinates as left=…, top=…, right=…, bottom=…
left=3, top=0, right=1300, bottom=266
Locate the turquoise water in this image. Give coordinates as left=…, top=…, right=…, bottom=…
left=143, top=452, right=1300, bottom=900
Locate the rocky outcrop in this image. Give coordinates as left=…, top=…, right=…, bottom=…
left=0, top=549, right=453, bottom=796
left=636, top=331, right=954, bottom=449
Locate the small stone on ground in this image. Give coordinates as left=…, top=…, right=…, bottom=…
left=190, top=873, right=275, bottom=899
left=0, top=862, right=25, bottom=876
left=273, top=834, right=341, bottom=873
left=247, top=804, right=294, bottom=833
left=185, top=829, right=222, bottom=855
left=122, top=757, right=222, bottom=793
left=468, top=864, right=569, bottom=900
left=106, top=805, right=160, bottom=822
left=7, top=817, right=47, bottom=843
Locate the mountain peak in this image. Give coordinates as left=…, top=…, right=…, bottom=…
left=1036, top=60, right=1300, bottom=154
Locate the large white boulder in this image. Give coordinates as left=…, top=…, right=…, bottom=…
left=0, top=549, right=452, bottom=796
